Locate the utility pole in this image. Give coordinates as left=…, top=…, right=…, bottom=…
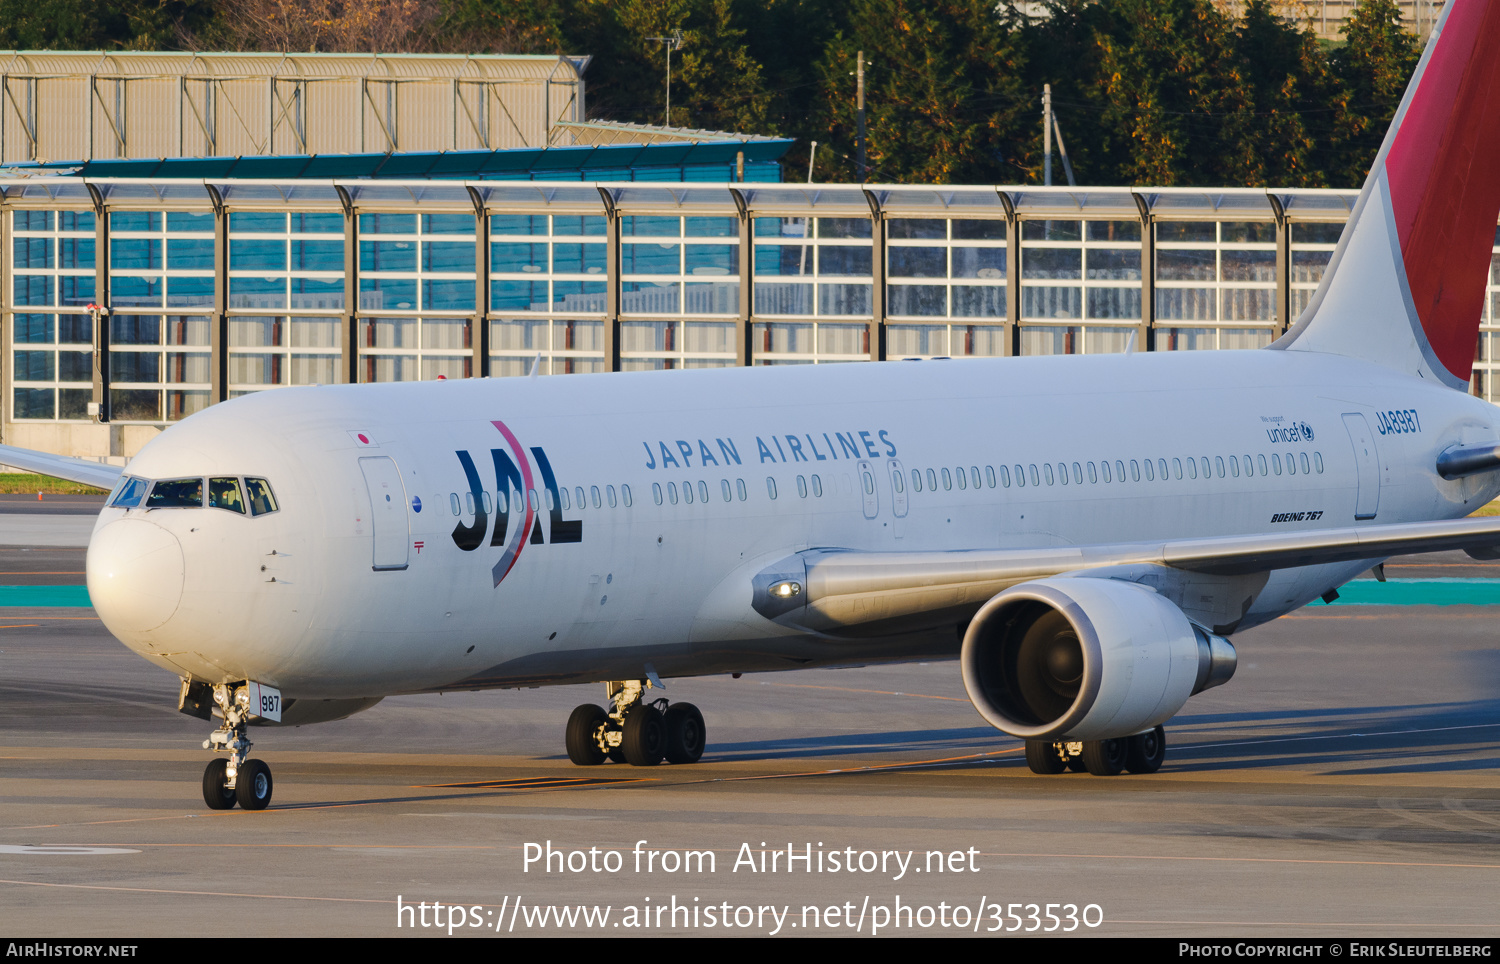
left=1043, top=83, right=1052, bottom=186
left=1042, top=84, right=1076, bottom=188
left=856, top=51, right=866, bottom=182
left=647, top=30, right=685, bottom=127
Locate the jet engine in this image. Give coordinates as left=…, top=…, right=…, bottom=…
left=960, top=577, right=1236, bottom=742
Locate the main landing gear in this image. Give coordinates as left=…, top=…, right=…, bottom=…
left=566, top=679, right=706, bottom=767
left=199, top=683, right=274, bottom=810
left=1024, top=725, right=1166, bottom=776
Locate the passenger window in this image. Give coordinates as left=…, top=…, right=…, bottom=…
left=911, top=469, right=923, bottom=492
left=986, top=466, right=996, bottom=488
left=1130, top=460, right=1140, bottom=482
left=1286, top=453, right=1297, bottom=475
left=1157, top=458, right=1168, bottom=480
left=862, top=470, right=875, bottom=495
left=1186, top=457, right=1197, bottom=480
left=940, top=468, right=951, bottom=490
left=893, top=471, right=905, bottom=494
left=1056, top=462, right=1067, bottom=485
left=1044, top=463, right=1055, bottom=485
left=1172, top=458, right=1182, bottom=480
left=1143, top=459, right=1154, bottom=482
left=812, top=475, right=823, bottom=497
left=971, top=466, right=981, bottom=488
left=1000, top=465, right=1012, bottom=487
left=449, top=492, right=460, bottom=516
left=797, top=475, right=808, bottom=498
left=1028, top=464, right=1040, bottom=486
left=622, top=484, right=633, bottom=507
left=528, top=489, right=539, bottom=511
left=482, top=491, right=493, bottom=513
left=560, top=487, right=570, bottom=510
left=927, top=468, right=937, bottom=491
left=498, top=490, right=509, bottom=514
left=736, top=478, right=747, bottom=501
left=1086, top=462, right=1097, bottom=484
left=697, top=480, right=709, bottom=503
left=575, top=486, right=585, bottom=510
left=1300, top=452, right=1310, bottom=474
left=590, top=486, right=601, bottom=508
left=956, top=467, right=967, bottom=490
left=245, top=478, right=278, bottom=516
left=1114, top=460, right=1125, bottom=482
left=209, top=477, right=246, bottom=513
left=683, top=482, right=694, bottom=505
left=110, top=476, right=150, bottom=508
left=1200, top=457, right=1211, bottom=478
left=1073, top=462, right=1083, bottom=484
left=653, top=482, right=663, bottom=506
left=668, top=482, right=679, bottom=504
left=607, top=485, right=617, bottom=508
left=1272, top=454, right=1283, bottom=475
left=148, top=478, right=204, bottom=508
left=1258, top=454, right=1268, bottom=476
left=766, top=477, right=777, bottom=500
left=721, top=479, right=732, bottom=502
left=1215, top=456, right=1225, bottom=478
left=1229, top=456, right=1240, bottom=478
left=1100, top=461, right=1111, bottom=483
left=1314, top=452, right=1323, bottom=473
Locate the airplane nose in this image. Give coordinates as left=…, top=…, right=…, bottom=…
left=86, top=518, right=185, bottom=634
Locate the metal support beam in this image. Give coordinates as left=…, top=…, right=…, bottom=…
left=87, top=182, right=110, bottom=422
left=336, top=184, right=358, bottom=384
left=207, top=184, right=228, bottom=403
left=1133, top=191, right=1154, bottom=352
left=468, top=186, right=489, bottom=377
left=863, top=188, right=885, bottom=361
left=1267, top=192, right=1291, bottom=338
left=598, top=186, right=620, bottom=372
left=998, top=189, right=1019, bottom=357
left=730, top=187, right=751, bottom=366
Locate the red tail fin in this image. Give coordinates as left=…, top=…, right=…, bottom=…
left=1281, top=0, right=1500, bottom=388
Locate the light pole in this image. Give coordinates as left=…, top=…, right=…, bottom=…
left=647, top=30, right=685, bottom=127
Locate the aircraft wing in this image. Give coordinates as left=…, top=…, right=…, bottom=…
left=752, top=515, right=1500, bottom=634
left=0, top=443, right=124, bottom=491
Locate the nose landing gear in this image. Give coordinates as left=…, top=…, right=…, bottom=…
left=565, top=679, right=706, bottom=767
left=200, top=683, right=274, bottom=810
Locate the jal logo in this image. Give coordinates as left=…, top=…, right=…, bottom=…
left=451, top=420, right=582, bottom=587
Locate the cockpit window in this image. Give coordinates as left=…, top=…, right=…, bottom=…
left=209, top=477, right=246, bottom=514
left=109, top=476, right=150, bottom=508
left=245, top=478, right=279, bottom=516
left=146, top=478, right=204, bottom=508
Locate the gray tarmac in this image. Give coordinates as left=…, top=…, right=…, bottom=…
left=4, top=532, right=1500, bottom=939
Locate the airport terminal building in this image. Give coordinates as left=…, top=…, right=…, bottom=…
left=5, top=174, right=1500, bottom=460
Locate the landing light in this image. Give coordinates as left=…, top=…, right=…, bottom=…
left=771, top=581, right=802, bottom=598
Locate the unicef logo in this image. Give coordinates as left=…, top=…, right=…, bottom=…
left=1299, top=421, right=1314, bottom=441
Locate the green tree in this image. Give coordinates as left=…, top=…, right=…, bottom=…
left=1329, top=0, right=1420, bottom=186
left=0, top=0, right=218, bottom=49
left=814, top=0, right=1027, bottom=184
left=1224, top=0, right=1347, bottom=187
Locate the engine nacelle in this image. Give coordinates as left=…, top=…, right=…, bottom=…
left=960, top=577, right=1236, bottom=742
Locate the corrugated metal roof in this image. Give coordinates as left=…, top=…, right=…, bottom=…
left=0, top=139, right=794, bottom=181
left=0, top=51, right=588, bottom=81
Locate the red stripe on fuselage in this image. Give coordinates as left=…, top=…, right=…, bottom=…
left=1385, top=0, right=1500, bottom=381
left=491, top=419, right=536, bottom=585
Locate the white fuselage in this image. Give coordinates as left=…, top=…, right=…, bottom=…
left=85, top=347, right=1500, bottom=701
